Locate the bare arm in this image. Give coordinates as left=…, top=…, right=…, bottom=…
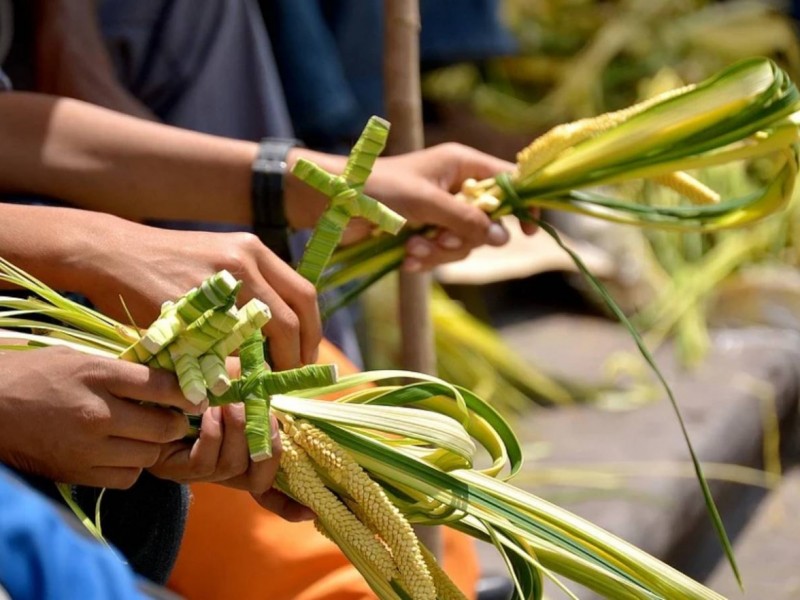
left=0, top=93, right=523, bottom=267
left=0, top=93, right=355, bottom=228
left=0, top=93, right=257, bottom=223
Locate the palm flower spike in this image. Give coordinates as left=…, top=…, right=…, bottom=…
left=313, top=58, right=800, bottom=319
left=463, top=58, right=800, bottom=229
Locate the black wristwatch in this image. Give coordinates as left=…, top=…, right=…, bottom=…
left=251, top=137, right=305, bottom=262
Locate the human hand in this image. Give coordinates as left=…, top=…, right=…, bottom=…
left=149, top=404, right=278, bottom=493
left=75, top=217, right=321, bottom=370
left=149, top=405, right=313, bottom=522
left=364, top=143, right=539, bottom=271
left=0, top=347, right=200, bottom=489
left=285, top=143, right=537, bottom=272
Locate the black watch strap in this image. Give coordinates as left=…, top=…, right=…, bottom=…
left=251, top=137, right=304, bottom=262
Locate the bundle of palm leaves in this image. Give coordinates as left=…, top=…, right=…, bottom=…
left=0, top=259, right=729, bottom=599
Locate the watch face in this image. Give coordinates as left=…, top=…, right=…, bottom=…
left=253, top=156, right=287, bottom=175
left=255, top=138, right=302, bottom=174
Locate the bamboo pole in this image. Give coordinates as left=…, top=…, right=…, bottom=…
left=383, top=0, right=442, bottom=560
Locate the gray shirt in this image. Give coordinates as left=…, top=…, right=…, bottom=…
left=0, top=0, right=11, bottom=90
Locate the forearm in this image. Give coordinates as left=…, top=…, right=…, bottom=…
left=0, top=93, right=256, bottom=223
left=0, top=203, right=182, bottom=309
left=0, top=203, right=121, bottom=293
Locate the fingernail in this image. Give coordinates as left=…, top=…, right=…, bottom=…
left=487, top=223, right=509, bottom=246
left=185, top=403, right=205, bottom=417
left=439, top=233, right=463, bottom=250
left=404, top=258, right=422, bottom=272
left=408, top=241, right=431, bottom=258
left=208, top=407, right=221, bottom=424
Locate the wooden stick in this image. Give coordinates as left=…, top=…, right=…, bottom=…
left=383, top=0, right=435, bottom=375
left=383, top=0, right=442, bottom=560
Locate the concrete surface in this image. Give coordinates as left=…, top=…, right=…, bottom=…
left=707, top=467, right=800, bottom=599
left=475, top=314, right=800, bottom=599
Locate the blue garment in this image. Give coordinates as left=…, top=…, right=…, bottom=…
left=264, top=0, right=516, bottom=146
left=0, top=466, right=147, bottom=600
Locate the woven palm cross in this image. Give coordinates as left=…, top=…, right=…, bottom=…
left=291, top=116, right=406, bottom=285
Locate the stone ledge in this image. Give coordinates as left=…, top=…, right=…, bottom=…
left=475, top=314, right=800, bottom=598
left=707, top=466, right=800, bottom=599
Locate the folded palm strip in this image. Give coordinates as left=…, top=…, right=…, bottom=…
left=0, top=258, right=727, bottom=599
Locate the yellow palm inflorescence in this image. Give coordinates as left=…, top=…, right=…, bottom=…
left=279, top=430, right=399, bottom=583
left=292, top=421, right=438, bottom=600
